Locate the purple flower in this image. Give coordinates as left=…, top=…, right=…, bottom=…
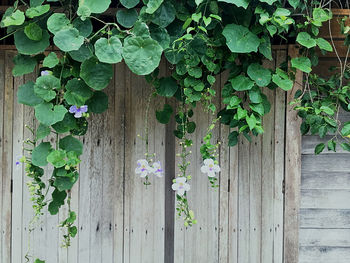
left=151, top=161, right=163, bottom=177
left=69, top=105, right=88, bottom=118
left=41, top=70, right=50, bottom=76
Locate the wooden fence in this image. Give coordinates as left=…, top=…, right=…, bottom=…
left=0, top=47, right=301, bottom=263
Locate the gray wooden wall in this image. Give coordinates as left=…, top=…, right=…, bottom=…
left=0, top=48, right=294, bottom=263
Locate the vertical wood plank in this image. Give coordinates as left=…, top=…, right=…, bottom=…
left=2, top=50, right=14, bottom=263
left=101, top=69, right=116, bottom=263
left=11, top=73, right=24, bottom=263
left=249, top=134, right=262, bottom=263
left=274, top=49, right=287, bottom=263
left=0, top=50, right=5, bottom=263
left=261, top=53, right=276, bottom=263
left=113, top=62, right=126, bottom=263
left=78, top=106, right=92, bottom=263
left=284, top=45, right=302, bottom=263
left=89, top=103, right=104, bottom=262
left=237, top=136, right=250, bottom=263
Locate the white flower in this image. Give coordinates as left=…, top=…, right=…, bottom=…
left=171, top=177, right=190, bottom=196
left=135, top=159, right=152, bottom=178
left=201, top=158, right=221, bottom=177
left=152, top=161, right=163, bottom=177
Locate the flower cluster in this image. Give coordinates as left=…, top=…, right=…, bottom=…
left=201, top=159, right=221, bottom=177
left=135, top=159, right=163, bottom=178
left=69, top=105, right=88, bottom=118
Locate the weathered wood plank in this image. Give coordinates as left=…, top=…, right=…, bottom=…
left=300, top=209, right=350, bottom=228
left=0, top=50, right=5, bottom=263
left=113, top=62, right=126, bottom=263
left=261, top=52, right=276, bottom=263
left=299, top=246, right=350, bottom=263
left=302, top=172, right=350, bottom=190
left=302, top=135, right=350, bottom=155
left=284, top=45, right=302, bottom=263
left=273, top=49, right=286, bottom=263
left=11, top=72, right=24, bottom=263
left=301, top=189, right=350, bottom=209
left=302, top=154, right=350, bottom=172
left=101, top=70, right=116, bottom=263
left=300, top=228, right=350, bottom=247
left=2, top=50, right=14, bottom=263
left=238, top=136, right=250, bottom=263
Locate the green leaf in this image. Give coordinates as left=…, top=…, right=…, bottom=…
left=77, top=6, right=91, bottom=20
left=296, top=32, right=316, bottom=49
left=230, top=75, right=255, bottom=91
left=132, top=21, right=151, bottom=38
left=327, top=140, right=336, bottom=152
left=187, top=122, right=196, bottom=133
left=156, top=104, right=173, bottom=124
left=80, top=57, right=113, bottom=90
left=68, top=43, right=94, bottom=62
left=259, top=35, right=273, bottom=60
left=150, top=25, right=170, bottom=49
left=12, top=54, right=37, bottom=76
left=64, top=78, right=93, bottom=106
left=47, top=13, right=71, bottom=34
left=341, top=121, right=350, bottom=136
left=152, top=2, right=176, bottom=28
left=247, top=63, right=271, bottom=87
left=59, top=135, right=83, bottom=156
left=24, top=23, right=43, bottom=41
left=314, top=143, right=325, bottom=154
left=78, top=0, right=111, bottom=14
left=116, top=9, right=138, bottom=28
left=30, top=0, right=45, bottom=7
left=1, top=9, right=25, bottom=27
left=146, top=0, right=164, bottom=14
left=157, top=77, right=178, bottom=97
left=54, top=28, right=85, bottom=52
left=248, top=87, right=262, bottom=103
left=122, top=36, right=163, bottom=75
left=246, top=114, right=257, bottom=130
left=223, top=24, right=260, bottom=53
left=340, top=142, right=350, bottom=152
left=86, top=91, right=108, bottom=113
left=218, top=0, right=250, bottom=9
left=34, top=259, right=45, bottom=263
left=228, top=131, right=239, bottom=146
left=36, top=123, right=51, bottom=140
left=53, top=172, right=78, bottom=191
left=52, top=113, right=77, bottom=133
left=48, top=189, right=67, bottom=215
left=32, top=142, right=52, bottom=167
left=312, top=8, right=332, bottom=26
left=259, top=0, right=277, bottom=4
left=94, top=36, right=123, bottom=64
left=25, top=4, right=50, bottom=18
left=288, top=0, right=300, bottom=9
left=316, top=38, right=333, bottom=52
left=14, top=30, right=50, bottom=55
left=73, top=18, right=92, bottom=37
left=35, top=103, right=68, bottom=126
left=272, top=69, right=293, bottom=91
left=320, top=105, right=334, bottom=115
left=17, top=81, right=43, bottom=106
left=43, top=52, right=59, bottom=68
left=291, top=57, right=312, bottom=73
left=34, top=75, right=60, bottom=102
left=47, top=149, right=66, bottom=168
left=120, top=0, right=139, bottom=8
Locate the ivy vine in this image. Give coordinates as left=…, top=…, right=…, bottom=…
left=1, top=0, right=350, bottom=262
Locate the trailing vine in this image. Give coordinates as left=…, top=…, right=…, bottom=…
left=1, top=0, right=349, bottom=261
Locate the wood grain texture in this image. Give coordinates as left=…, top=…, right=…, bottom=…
left=300, top=228, right=350, bottom=247
left=300, top=208, right=350, bottom=228
left=284, top=45, right=302, bottom=263
left=0, top=50, right=295, bottom=263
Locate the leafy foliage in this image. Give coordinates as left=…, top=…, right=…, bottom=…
left=1, top=1, right=348, bottom=260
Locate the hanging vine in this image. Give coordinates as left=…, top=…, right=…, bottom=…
left=1, top=0, right=350, bottom=261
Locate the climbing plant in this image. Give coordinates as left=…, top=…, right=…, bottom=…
left=1, top=0, right=350, bottom=261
